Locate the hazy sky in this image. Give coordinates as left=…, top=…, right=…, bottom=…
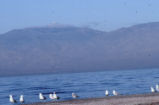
left=0, top=0, right=159, bottom=34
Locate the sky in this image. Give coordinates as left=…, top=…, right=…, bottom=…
left=0, top=0, right=159, bottom=34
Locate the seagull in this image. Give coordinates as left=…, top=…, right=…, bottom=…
left=156, top=84, right=159, bottom=92
left=49, top=93, right=54, bottom=99
left=105, top=90, right=109, bottom=96
left=151, top=86, right=156, bottom=93
left=19, top=95, right=24, bottom=103
left=9, top=95, right=16, bottom=103
left=52, top=92, right=60, bottom=99
left=72, top=93, right=79, bottom=98
left=112, top=90, right=118, bottom=96
left=39, top=93, right=46, bottom=100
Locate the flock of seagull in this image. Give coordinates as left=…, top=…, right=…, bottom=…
left=9, top=92, right=78, bottom=103
left=150, top=84, right=159, bottom=93
left=9, top=84, right=159, bottom=103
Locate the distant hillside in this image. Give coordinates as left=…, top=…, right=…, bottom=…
left=0, top=22, right=159, bottom=76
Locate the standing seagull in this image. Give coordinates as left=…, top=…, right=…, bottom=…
left=156, top=84, right=159, bottom=92
left=112, top=90, right=118, bottom=96
left=72, top=93, right=79, bottom=98
left=151, top=86, right=156, bottom=93
left=49, top=93, right=54, bottom=99
left=105, top=90, right=109, bottom=96
left=19, top=95, right=24, bottom=103
left=9, top=95, right=16, bottom=103
left=52, top=92, right=60, bottom=99
left=39, top=93, right=46, bottom=100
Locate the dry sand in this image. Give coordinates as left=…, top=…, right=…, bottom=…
left=23, top=93, right=159, bottom=105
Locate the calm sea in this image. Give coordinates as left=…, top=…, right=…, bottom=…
left=0, top=69, right=159, bottom=105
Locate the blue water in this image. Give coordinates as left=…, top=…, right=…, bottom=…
left=1, top=69, right=159, bottom=105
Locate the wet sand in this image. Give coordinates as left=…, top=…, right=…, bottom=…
left=23, top=93, right=159, bottom=105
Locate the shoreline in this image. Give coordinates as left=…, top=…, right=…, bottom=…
left=24, top=93, right=159, bottom=105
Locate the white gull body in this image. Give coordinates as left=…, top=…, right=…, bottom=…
left=49, top=93, right=54, bottom=99
left=151, top=86, right=156, bottom=93
left=19, top=95, right=24, bottom=103
left=112, top=90, right=118, bottom=96
left=52, top=92, right=60, bottom=99
left=156, top=84, right=159, bottom=92
left=9, top=95, right=16, bottom=103
left=39, top=93, right=46, bottom=100
left=72, top=93, right=79, bottom=98
left=105, top=90, right=109, bottom=96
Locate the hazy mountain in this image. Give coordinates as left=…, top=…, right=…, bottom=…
left=0, top=22, right=159, bottom=76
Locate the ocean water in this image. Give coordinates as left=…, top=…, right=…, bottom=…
left=1, top=69, right=159, bottom=105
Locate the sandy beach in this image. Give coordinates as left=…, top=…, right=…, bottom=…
left=23, top=93, right=159, bottom=105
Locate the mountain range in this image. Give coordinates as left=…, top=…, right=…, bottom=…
left=0, top=22, right=159, bottom=76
